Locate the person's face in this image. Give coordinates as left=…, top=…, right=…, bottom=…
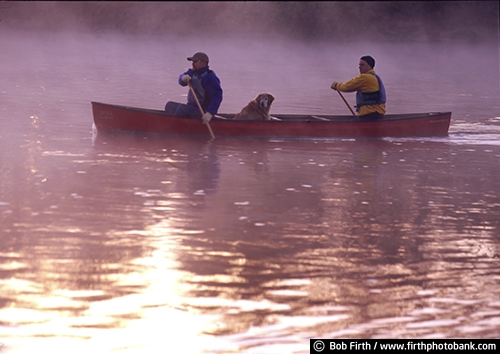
left=192, top=59, right=206, bottom=71
left=359, top=60, right=371, bottom=74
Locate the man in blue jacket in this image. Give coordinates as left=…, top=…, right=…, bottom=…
left=165, top=52, right=223, bottom=124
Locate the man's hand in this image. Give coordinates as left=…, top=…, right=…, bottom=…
left=331, top=81, right=339, bottom=90
left=202, top=112, right=213, bottom=124
left=181, top=75, right=191, bottom=84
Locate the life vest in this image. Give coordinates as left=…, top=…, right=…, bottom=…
left=188, top=70, right=211, bottom=107
left=356, top=73, right=386, bottom=112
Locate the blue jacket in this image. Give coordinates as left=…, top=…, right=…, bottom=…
left=179, top=66, right=223, bottom=115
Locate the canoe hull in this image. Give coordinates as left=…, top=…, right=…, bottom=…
left=92, top=102, right=451, bottom=138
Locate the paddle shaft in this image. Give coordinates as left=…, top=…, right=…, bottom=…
left=337, top=90, right=356, bottom=116
left=188, top=81, right=215, bottom=139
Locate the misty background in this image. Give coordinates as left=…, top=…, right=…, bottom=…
left=2, top=2, right=500, bottom=351
left=1, top=1, right=498, bottom=43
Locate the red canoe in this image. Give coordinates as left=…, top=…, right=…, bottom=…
left=92, top=101, right=451, bottom=138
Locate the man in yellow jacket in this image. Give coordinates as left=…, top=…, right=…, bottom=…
left=331, top=55, right=386, bottom=120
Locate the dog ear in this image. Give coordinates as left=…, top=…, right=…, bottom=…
left=267, top=94, right=275, bottom=103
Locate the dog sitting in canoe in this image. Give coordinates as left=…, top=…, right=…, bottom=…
left=233, top=93, right=275, bottom=121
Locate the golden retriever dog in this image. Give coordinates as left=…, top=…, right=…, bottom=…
left=233, top=93, right=275, bottom=121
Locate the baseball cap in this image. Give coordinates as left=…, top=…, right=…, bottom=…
left=187, top=52, right=209, bottom=63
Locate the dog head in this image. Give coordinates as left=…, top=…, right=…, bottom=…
left=257, top=93, right=275, bottom=109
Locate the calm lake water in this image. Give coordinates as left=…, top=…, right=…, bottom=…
left=1, top=30, right=500, bottom=353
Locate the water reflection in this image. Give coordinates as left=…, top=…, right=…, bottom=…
left=89, top=135, right=500, bottom=345
left=2, top=131, right=500, bottom=352
left=1, top=28, right=500, bottom=351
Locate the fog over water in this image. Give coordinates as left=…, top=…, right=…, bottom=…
left=1, top=2, right=500, bottom=353
left=1, top=1, right=499, bottom=42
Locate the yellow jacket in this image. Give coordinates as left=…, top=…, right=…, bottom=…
left=336, top=69, right=386, bottom=116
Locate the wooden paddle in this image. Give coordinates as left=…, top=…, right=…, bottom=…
left=337, top=90, right=356, bottom=116
left=188, top=81, right=215, bottom=139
